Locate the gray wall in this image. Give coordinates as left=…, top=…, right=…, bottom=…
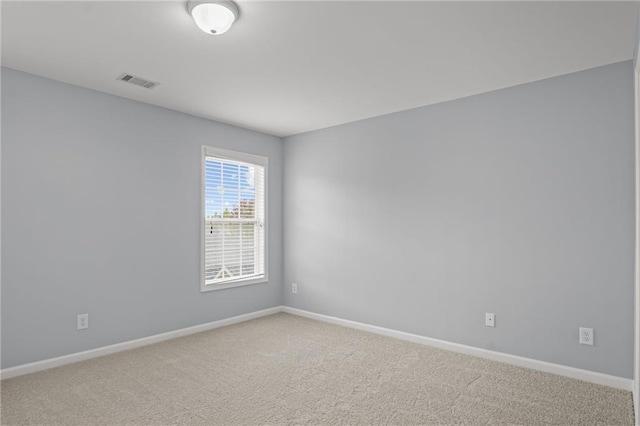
left=2, top=61, right=635, bottom=378
left=1, top=68, right=283, bottom=369
left=284, top=61, right=635, bottom=378
left=634, top=12, right=640, bottom=409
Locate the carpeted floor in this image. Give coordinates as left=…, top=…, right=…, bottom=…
left=0, top=313, right=634, bottom=425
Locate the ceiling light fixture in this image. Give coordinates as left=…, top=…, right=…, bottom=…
left=188, top=0, right=239, bottom=35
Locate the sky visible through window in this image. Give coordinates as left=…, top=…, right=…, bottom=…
left=205, top=158, right=255, bottom=219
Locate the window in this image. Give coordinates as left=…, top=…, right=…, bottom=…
left=201, top=146, right=267, bottom=291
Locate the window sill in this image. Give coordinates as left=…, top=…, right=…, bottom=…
left=200, top=276, right=268, bottom=292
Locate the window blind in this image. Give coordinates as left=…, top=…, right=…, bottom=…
left=203, top=153, right=265, bottom=287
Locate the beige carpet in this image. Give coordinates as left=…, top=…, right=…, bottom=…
left=0, top=313, right=634, bottom=425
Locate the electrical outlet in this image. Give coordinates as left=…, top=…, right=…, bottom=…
left=579, top=327, right=594, bottom=346
left=292, top=283, right=298, bottom=294
left=485, top=313, right=495, bottom=327
left=77, top=314, right=89, bottom=330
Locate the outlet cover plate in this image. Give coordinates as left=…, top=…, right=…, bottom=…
left=485, top=313, right=495, bottom=327
left=579, top=327, right=594, bottom=345
left=77, top=314, right=89, bottom=330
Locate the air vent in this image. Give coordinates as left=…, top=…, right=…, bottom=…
left=117, top=73, right=159, bottom=89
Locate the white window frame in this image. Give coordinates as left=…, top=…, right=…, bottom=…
left=201, top=145, right=268, bottom=292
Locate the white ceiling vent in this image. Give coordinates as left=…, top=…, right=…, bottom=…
left=117, top=73, right=159, bottom=89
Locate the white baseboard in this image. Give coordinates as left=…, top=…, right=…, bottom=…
left=3, top=305, right=633, bottom=392
left=282, top=306, right=634, bottom=391
left=0, top=306, right=284, bottom=380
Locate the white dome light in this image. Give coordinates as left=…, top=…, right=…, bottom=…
left=188, top=0, right=239, bottom=35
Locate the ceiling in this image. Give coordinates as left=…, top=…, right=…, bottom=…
left=2, top=1, right=638, bottom=137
